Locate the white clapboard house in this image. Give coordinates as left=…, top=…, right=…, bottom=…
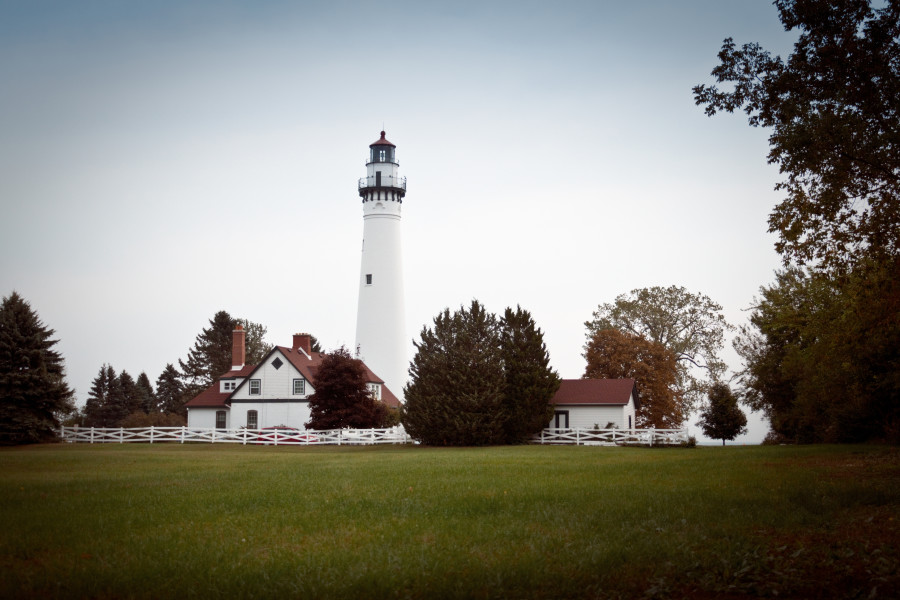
left=549, top=379, right=640, bottom=430
left=185, top=327, right=400, bottom=429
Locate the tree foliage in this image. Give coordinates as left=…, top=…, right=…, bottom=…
left=403, top=301, right=505, bottom=446
left=499, top=306, right=560, bottom=443
left=583, top=329, right=683, bottom=428
left=694, top=0, right=900, bottom=271
left=178, top=311, right=272, bottom=398
left=135, top=372, right=155, bottom=413
left=585, top=285, right=731, bottom=412
left=734, top=260, right=900, bottom=443
left=305, top=346, right=389, bottom=429
left=155, top=363, right=186, bottom=416
left=403, top=301, right=560, bottom=446
left=0, top=292, right=75, bottom=444
left=697, top=382, right=748, bottom=445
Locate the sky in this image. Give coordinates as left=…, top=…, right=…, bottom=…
left=0, top=0, right=798, bottom=444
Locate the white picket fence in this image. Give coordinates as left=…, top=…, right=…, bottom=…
left=59, top=426, right=688, bottom=447
left=59, top=426, right=410, bottom=446
left=533, top=427, right=689, bottom=446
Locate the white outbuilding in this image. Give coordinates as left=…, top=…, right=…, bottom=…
left=549, top=379, right=640, bottom=430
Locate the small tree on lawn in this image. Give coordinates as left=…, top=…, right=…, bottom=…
left=0, top=292, right=75, bottom=444
left=698, top=382, right=748, bottom=445
left=305, top=346, right=388, bottom=430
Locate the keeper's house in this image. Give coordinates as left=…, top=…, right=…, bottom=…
left=549, top=379, right=639, bottom=430
left=185, top=327, right=399, bottom=429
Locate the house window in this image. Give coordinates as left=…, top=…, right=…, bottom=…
left=272, top=357, right=283, bottom=370
left=293, top=379, right=306, bottom=395
left=215, top=410, right=226, bottom=429
left=367, top=383, right=381, bottom=400
left=247, top=410, right=258, bottom=429
left=249, top=379, right=261, bottom=395
left=366, top=274, right=372, bottom=285
left=628, top=415, right=632, bottom=429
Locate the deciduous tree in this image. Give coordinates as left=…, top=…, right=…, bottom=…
left=585, top=286, right=731, bottom=412
left=697, top=383, right=747, bottom=445
left=694, top=0, right=900, bottom=271
left=305, top=346, right=388, bottom=429
left=0, top=292, right=74, bottom=444
left=583, top=328, right=683, bottom=428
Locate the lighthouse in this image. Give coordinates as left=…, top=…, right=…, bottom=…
left=355, top=131, right=407, bottom=401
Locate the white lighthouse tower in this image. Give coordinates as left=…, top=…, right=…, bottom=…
left=355, top=131, right=407, bottom=401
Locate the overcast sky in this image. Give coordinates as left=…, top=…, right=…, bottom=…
left=1, top=1, right=797, bottom=443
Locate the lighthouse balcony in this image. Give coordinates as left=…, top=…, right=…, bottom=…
left=358, top=175, right=407, bottom=192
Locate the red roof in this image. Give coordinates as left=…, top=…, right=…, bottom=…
left=369, top=130, right=395, bottom=147
left=185, top=345, right=401, bottom=408
left=552, top=379, right=639, bottom=409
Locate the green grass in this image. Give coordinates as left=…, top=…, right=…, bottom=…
left=1, top=444, right=898, bottom=599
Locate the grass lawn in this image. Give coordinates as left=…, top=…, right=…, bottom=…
left=1, top=443, right=897, bottom=599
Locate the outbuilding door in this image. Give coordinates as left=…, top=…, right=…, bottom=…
left=554, top=410, right=569, bottom=429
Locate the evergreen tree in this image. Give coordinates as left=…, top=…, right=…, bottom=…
left=178, top=311, right=272, bottom=399
left=0, top=292, right=75, bottom=444
left=403, top=300, right=506, bottom=446
left=305, top=346, right=388, bottom=429
left=499, top=306, right=560, bottom=444
left=83, top=364, right=112, bottom=427
left=155, top=363, right=186, bottom=416
left=118, top=370, right=141, bottom=416
left=135, top=372, right=156, bottom=413
left=698, top=383, right=748, bottom=445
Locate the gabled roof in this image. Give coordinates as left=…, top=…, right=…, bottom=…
left=552, top=379, right=640, bottom=410
left=185, top=345, right=401, bottom=408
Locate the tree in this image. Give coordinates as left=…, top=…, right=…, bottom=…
left=697, top=383, right=747, bottom=445
left=585, top=286, right=731, bottom=412
left=178, top=311, right=272, bottom=398
left=734, top=261, right=900, bottom=443
left=305, top=346, right=389, bottom=429
left=403, top=300, right=506, bottom=446
left=498, top=306, right=560, bottom=443
left=117, top=370, right=140, bottom=415
left=0, top=292, right=74, bottom=444
left=694, top=0, right=900, bottom=272
left=84, top=364, right=130, bottom=427
left=309, top=335, right=322, bottom=353
left=155, top=363, right=186, bottom=416
left=135, top=372, right=156, bottom=413
left=583, top=329, right=683, bottom=428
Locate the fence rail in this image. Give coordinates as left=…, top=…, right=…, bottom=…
left=532, top=428, right=689, bottom=446
left=59, top=426, right=688, bottom=447
left=59, top=426, right=410, bottom=446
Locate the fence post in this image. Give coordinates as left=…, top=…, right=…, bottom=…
left=180, top=426, right=185, bottom=444
left=149, top=426, right=154, bottom=444
left=90, top=427, right=94, bottom=444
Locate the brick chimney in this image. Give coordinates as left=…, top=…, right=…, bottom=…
left=292, top=333, right=312, bottom=358
left=232, top=325, right=246, bottom=370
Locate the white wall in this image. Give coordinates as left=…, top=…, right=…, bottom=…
left=230, top=349, right=313, bottom=401
left=229, top=402, right=312, bottom=430
left=187, top=407, right=226, bottom=429
left=550, top=395, right=637, bottom=429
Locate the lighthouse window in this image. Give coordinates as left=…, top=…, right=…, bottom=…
left=366, top=274, right=373, bottom=285
left=379, top=149, right=386, bottom=161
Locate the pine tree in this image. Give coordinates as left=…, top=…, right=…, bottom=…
left=155, top=363, right=185, bottom=416
left=698, top=382, right=748, bottom=445
left=118, top=370, right=141, bottom=416
left=0, top=292, right=75, bottom=444
left=305, top=346, right=388, bottom=429
left=135, top=372, right=155, bottom=413
left=84, top=364, right=131, bottom=427
left=83, top=364, right=112, bottom=427
left=179, top=311, right=272, bottom=399
left=499, top=306, right=560, bottom=444
left=403, top=300, right=506, bottom=446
